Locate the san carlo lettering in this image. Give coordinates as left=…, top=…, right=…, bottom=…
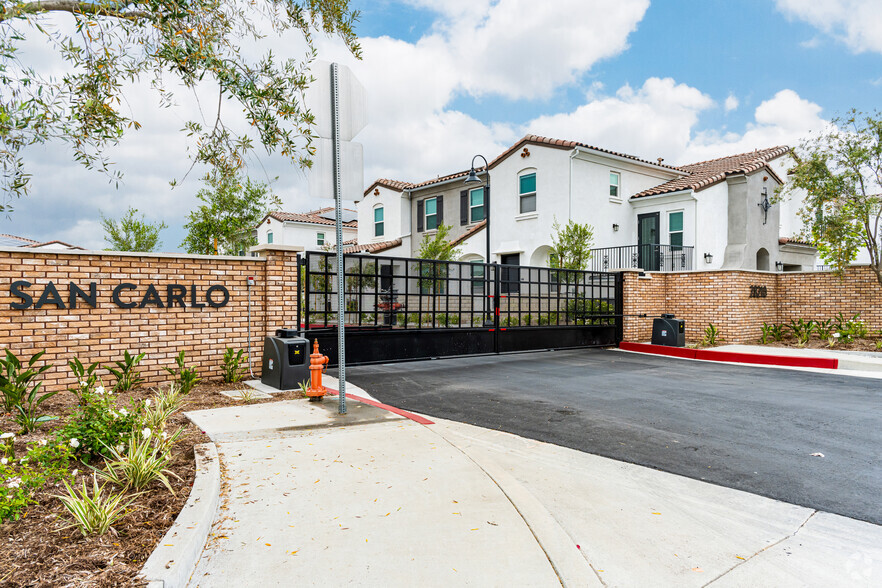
left=9, top=281, right=230, bottom=310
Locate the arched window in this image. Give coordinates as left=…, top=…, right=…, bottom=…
left=518, top=169, right=537, bottom=213
left=267, top=231, right=273, bottom=244
left=374, top=205, right=384, bottom=237
left=756, top=248, right=770, bottom=271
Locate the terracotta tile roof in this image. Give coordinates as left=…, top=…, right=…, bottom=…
left=449, top=220, right=486, bottom=247
left=631, top=146, right=791, bottom=199
left=489, top=135, right=684, bottom=171
left=263, top=207, right=358, bottom=227
left=23, top=240, right=84, bottom=250
left=341, top=238, right=403, bottom=254
left=364, top=179, right=414, bottom=195
left=0, top=233, right=82, bottom=249
left=779, top=237, right=815, bottom=247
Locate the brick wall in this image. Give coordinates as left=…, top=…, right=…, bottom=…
left=0, top=247, right=300, bottom=391
left=622, top=266, right=881, bottom=344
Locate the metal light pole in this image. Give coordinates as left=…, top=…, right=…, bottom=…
left=464, top=155, right=490, bottom=324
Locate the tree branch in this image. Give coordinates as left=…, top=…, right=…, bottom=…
left=1, top=0, right=148, bottom=22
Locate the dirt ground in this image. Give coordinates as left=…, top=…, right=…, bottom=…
left=0, top=381, right=300, bottom=587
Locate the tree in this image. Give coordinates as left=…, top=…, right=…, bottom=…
left=783, top=110, right=882, bottom=287
left=0, top=0, right=361, bottom=213
left=549, top=218, right=595, bottom=272
left=181, top=171, right=281, bottom=255
left=416, top=223, right=460, bottom=294
left=100, top=207, right=166, bottom=252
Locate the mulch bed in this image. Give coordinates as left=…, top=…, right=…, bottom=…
left=0, top=381, right=300, bottom=587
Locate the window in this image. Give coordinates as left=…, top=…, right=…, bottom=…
left=519, top=173, right=536, bottom=214
left=267, top=231, right=273, bottom=244
left=669, top=211, right=683, bottom=250
left=469, top=188, right=485, bottom=223
left=425, top=197, right=439, bottom=231
left=470, top=261, right=485, bottom=295
left=374, top=206, right=384, bottom=237
left=610, top=172, right=621, bottom=199
left=316, top=232, right=325, bottom=246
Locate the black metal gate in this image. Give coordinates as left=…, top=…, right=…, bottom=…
left=300, top=251, right=622, bottom=366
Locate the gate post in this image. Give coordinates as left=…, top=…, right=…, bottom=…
left=493, top=262, right=500, bottom=353
left=614, top=271, right=624, bottom=344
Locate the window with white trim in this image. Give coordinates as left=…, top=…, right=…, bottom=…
left=609, top=172, right=621, bottom=199
left=374, top=206, right=384, bottom=237
left=316, top=232, right=325, bottom=246
left=669, top=211, right=683, bottom=250
left=424, top=197, right=439, bottom=230
left=469, top=188, right=485, bottom=223
left=519, top=172, right=536, bottom=214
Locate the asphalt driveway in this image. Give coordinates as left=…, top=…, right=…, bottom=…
left=346, top=348, right=882, bottom=525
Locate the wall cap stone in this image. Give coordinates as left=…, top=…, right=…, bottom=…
left=0, top=246, right=265, bottom=262
left=249, top=244, right=305, bottom=254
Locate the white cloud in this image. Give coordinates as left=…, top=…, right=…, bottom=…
left=724, top=94, right=739, bottom=112
left=775, top=0, right=882, bottom=54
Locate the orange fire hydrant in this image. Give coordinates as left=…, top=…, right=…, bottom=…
left=306, top=340, right=329, bottom=401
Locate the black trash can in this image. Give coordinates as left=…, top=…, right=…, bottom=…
left=261, top=330, right=310, bottom=390
left=651, top=314, right=686, bottom=347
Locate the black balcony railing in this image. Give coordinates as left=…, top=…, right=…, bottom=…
left=589, top=244, right=694, bottom=272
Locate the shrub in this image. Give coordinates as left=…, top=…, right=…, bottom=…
left=141, top=384, right=185, bottom=432
left=164, top=350, right=200, bottom=394
left=61, top=389, right=141, bottom=461
left=106, top=351, right=145, bottom=392
left=787, top=318, right=815, bottom=343
left=97, top=427, right=182, bottom=493
left=501, top=316, right=520, bottom=327
left=1, top=438, right=73, bottom=522
left=523, top=314, right=532, bottom=326
left=68, top=358, right=100, bottom=406
left=814, top=319, right=835, bottom=339
left=55, top=473, right=138, bottom=536
left=702, top=324, right=721, bottom=346
left=760, top=322, right=775, bottom=344
left=222, top=348, right=247, bottom=383
left=0, top=349, right=51, bottom=414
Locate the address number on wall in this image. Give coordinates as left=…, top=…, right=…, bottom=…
left=749, top=285, right=768, bottom=298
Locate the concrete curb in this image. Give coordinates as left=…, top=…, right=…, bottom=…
left=138, top=443, right=221, bottom=588
left=434, top=431, right=602, bottom=587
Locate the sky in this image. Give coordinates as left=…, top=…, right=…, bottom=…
left=5, top=0, right=882, bottom=251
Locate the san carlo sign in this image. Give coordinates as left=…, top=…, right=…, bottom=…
left=9, top=281, right=230, bottom=310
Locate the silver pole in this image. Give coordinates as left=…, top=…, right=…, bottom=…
left=330, top=63, right=346, bottom=414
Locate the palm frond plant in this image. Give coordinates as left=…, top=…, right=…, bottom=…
left=55, top=473, right=139, bottom=536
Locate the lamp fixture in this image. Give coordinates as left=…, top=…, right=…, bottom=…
left=612, top=223, right=619, bottom=232
left=758, top=186, right=771, bottom=225
left=703, top=252, right=713, bottom=263
left=775, top=261, right=784, bottom=271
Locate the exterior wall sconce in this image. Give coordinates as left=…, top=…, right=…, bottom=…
left=758, top=186, right=771, bottom=225
left=704, top=252, right=713, bottom=263
left=612, top=223, right=619, bottom=232
left=775, top=261, right=784, bottom=271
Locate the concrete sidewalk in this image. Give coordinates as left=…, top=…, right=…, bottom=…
left=181, top=390, right=882, bottom=587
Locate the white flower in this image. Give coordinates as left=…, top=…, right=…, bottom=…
left=119, top=408, right=128, bottom=417
left=142, top=427, right=152, bottom=438
left=144, top=399, right=152, bottom=408
left=833, top=332, right=841, bottom=338
left=0, top=433, right=14, bottom=440
left=161, top=431, right=168, bottom=440
left=7, top=477, right=21, bottom=489
left=71, top=469, right=78, bottom=477
left=1, top=458, right=7, bottom=465
left=69, top=438, right=80, bottom=449
left=39, top=439, right=47, bottom=446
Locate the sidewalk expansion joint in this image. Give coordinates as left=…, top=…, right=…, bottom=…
left=701, top=510, right=817, bottom=587
left=209, top=416, right=406, bottom=443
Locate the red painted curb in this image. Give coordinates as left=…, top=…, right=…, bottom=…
left=324, top=388, right=434, bottom=425
left=619, top=342, right=839, bottom=370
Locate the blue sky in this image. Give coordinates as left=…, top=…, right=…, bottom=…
left=6, top=0, right=882, bottom=251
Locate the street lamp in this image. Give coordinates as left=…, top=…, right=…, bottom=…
left=464, top=155, right=491, bottom=325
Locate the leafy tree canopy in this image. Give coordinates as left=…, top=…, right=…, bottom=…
left=549, top=218, right=594, bottom=272
left=181, top=170, right=281, bottom=255
left=100, top=206, right=166, bottom=252
left=783, top=109, right=882, bottom=287
left=0, top=0, right=361, bottom=212
left=416, top=223, right=460, bottom=262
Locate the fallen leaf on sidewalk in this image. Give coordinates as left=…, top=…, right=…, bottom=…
left=652, top=512, right=661, bottom=515
left=736, top=556, right=745, bottom=560
left=692, top=567, right=704, bottom=573
left=810, top=452, right=825, bottom=457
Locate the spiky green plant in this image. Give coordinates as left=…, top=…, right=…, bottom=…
left=97, top=427, right=182, bottom=493
left=55, top=474, right=139, bottom=536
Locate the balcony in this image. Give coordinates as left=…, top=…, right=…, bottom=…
left=589, top=244, right=694, bottom=272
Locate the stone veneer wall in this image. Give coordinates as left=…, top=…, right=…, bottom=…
left=622, top=266, right=881, bottom=344
left=0, top=246, right=300, bottom=391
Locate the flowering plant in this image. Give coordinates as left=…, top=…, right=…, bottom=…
left=60, top=391, right=141, bottom=461
left=0, top=438, right=73, bottom=521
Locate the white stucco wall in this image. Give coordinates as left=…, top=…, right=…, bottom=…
left=257, top=218, right=356, bottom=252
left=358, top=185, right=408, bottom=245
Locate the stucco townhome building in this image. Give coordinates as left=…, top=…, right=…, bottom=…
left=255, top=207, right=359, bottom=253
left=355, top=135, right=816, bottom=272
